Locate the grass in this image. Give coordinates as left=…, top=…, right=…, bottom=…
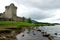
left=0, top=21, right=55, bottom=28
left=0, top=21, right=35, bottom=28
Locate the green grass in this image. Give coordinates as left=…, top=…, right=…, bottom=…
left=0, top=21, right=35, bottom=28
left=0, top=21, right=54, bottom=28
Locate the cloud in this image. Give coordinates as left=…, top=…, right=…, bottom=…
left=36, top=9, right=60, bottom=23
left=14, top=0, right=60, bottom=23
left=17, top=6, right=55, bottom=20
left=0, top=0, right=60, bottom=23
left=15, top=0, right=60, bottom=9
left=0, top=0, right=18, bottom=13
left=14, top=0, right=58, bottom=22
left=26, top=10, right=55, bottom=20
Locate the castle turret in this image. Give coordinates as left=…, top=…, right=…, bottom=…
left=4, top=3, right=17, bottom=20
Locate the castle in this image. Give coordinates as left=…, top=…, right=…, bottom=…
left=0, top=3, right=25, bottom=21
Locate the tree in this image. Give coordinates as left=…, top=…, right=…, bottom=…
left=27, top=18, right=32, bottom=23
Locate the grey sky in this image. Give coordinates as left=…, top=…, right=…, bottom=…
left=15, top=0, right=60, bottom=9
left=0, top=0, right=60, bottom=23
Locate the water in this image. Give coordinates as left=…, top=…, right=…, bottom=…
left=39, top=25, right=60, bottom=40
left=16, top=25, right=60, bottom=40
left=16, top=29, right=48, bottom=40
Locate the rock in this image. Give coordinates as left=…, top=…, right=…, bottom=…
left=33, top=33, right=36, bottom=35
left=43, top=34, right=50, bottom=37
left=42, top=32, right=50, bottom=37
left=22, top=34, right=24, bottom=37
left=27, top=32, right=30, bottom=34
left=37, top=29, right=41, bottom=32
left=55, top=33, right=57, bottom=35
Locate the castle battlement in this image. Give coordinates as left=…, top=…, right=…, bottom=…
left=5, top=3, right=17, bottom=9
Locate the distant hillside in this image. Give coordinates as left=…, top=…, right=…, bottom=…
left=25, top=18, right=60, bottom=26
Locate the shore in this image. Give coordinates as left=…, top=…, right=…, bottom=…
left=0, top=27, right=54, bottom=40
left=0, top=28, right=25, bottom=40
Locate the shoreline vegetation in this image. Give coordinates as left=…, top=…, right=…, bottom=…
left=0, top=21, right=56, bottom=28
left=0, top=21, right=35, bottom=28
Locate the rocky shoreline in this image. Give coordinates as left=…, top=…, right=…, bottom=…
left=0, top=32, right=14, bottom=40
left=0, top=33, right=16, bottom=40
left=35, top=27, right=54, bottom=40
left=0, top=27, right=54, bottom=40
left=0, top=29, right=24, bottom=40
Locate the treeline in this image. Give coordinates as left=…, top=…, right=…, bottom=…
left=34, top=22, right=55, bottom=26
left=26, top=18, right=55, bottom=26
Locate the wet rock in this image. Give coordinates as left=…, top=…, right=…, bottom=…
left=27, top=32, right=30, bottom=34
left=42, top=32, right=50, bottom=37
left=33, top=33, right=36, bottom=35
left=22, top=34, right=24, bottom=37
left=55, top=33, right=57, bottom=35
left=37, top=29, right=41, bottom=32
left=43, top=34, right=50, bottom=37
left=48, top=35, right=53, bottom=40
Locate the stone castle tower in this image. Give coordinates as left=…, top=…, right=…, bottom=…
left=4, top=3, right=17, bottom=19
left=0, top=3, right=25, bottom=21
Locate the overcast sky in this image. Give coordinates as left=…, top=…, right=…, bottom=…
left=0, top=0, right=60, bottom=23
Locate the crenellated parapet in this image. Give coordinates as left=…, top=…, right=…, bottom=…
left=10, top=3, right=17, bottom=9
left=5, top=6, right=9, bottom=9
left=5, top=3, right=17, bottom=10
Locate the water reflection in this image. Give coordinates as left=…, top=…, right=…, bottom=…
left=16, top=29, right=48, bottom=40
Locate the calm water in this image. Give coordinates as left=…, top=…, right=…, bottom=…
left=16, top=25, right=60, bottom=40
left=39, top=25, right=60, bottom=40
left=16, top=29, right=48, bottom=40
